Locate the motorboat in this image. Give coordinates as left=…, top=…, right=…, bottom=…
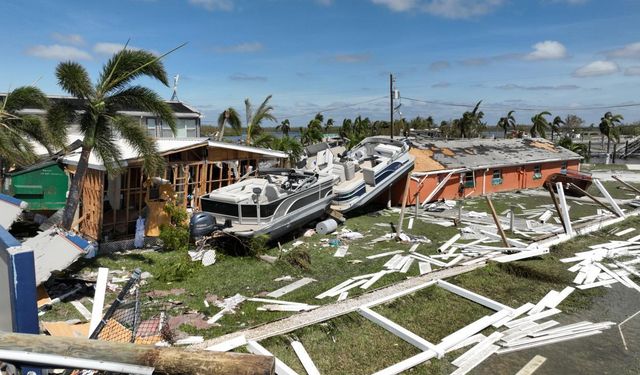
left=329, top=137, right=415, bottom=213
left=190, top=169, right=335, bottom=239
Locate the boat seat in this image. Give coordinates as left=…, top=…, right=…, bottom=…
left=332, top=163, right=346, bottom=183
left=363, top=167, right=376, bottom=186
left=263, top=184, right=280, bottom=202
left=374, top=144, right=399, bottom=159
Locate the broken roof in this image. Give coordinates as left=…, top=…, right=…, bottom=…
left=1, top=94, right=201, bottom=118
left=208, top=140, right=288, bottom=159
left=410, top=138, right=582, bottom=172
left=61, top=138, right=209, bottom=170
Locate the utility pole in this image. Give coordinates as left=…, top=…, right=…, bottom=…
left=390, top=73, right=394, bottom=140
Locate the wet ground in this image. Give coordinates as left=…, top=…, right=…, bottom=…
left=476, top=284, right=640, bottom=375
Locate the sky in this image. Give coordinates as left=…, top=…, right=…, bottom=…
left=2, top=0, right=640, bottom=126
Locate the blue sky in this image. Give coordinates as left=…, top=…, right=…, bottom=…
left=2, top=0, right=640, bottom=126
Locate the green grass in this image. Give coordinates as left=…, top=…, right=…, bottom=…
left=253, top=216, right=640, bottom=375
left=582, top=163, right=629, bottom=172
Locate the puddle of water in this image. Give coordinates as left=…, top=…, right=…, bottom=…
left=475, top=284, right=640, bottom=374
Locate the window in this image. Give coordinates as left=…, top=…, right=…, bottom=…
left=159, top=119, right=198, bottom=138
left=533, top=165, right=542, bottom=180
left=146, top=118, right=157, bottom=137
left=463, top=171, right=475, bottom=188
left=492, top=169, right=502, bottom=185
left=160, top=120, right=174, bottom=138
left=561, top=161, right=568, bottom=174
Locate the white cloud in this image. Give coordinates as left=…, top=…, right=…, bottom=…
left=525, top=40, right=567, bottom=60
left=625, top=66, right=640, bottom=76
left=51, top=32, right=85, bottom=46
left=334, top=53, right=371, bottom=63
left=214, top=42, right=264, bottom=53
left=496, top=83, right=579, bottom=90
left=573, top=60, right=619, bottom=77
left=371, top=0, right=417, bottom=12
left=188, top=0, right=233, bottom=11
left=93, top=42, right=151, bottom=55
left=371, top=0, right=504, bottom=19
left=26, top=44, right=92, bottom=60
left=605, top=42, right=640, bottom=59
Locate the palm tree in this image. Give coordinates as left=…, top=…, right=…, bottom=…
left=216, top=107, right=241, bottom=141
left=245, top=95, right=276, bottom=145
left=251, top=133, right=275, bottom=148
left=497, top=110, right=516, bottom=138
left=276, top=119, right=291, bottom=137
left=551, top=116, right=565, bottom=141
left=558, top=136, right=589, bottom=161
left=455, top=101, right=484, bottom=138
left=52, top=46, right=177, bottom=230
left=270, top=136, right=303, bottom=166
left=530, top=111, right=551, bottom=138
left=0, top=86, right=67, bottom=169
left=324, top=118, right=334, bottom=133
left=599, top=111, right=623, bottom=154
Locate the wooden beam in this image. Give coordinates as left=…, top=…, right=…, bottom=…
left=0, top=331, right=274, bottom=375
left=612, top=175, right=640, bottom=194
left=485, top=195, right=510, bottom=248
left=593, top=179, right=625, bottom=218
left=546, top=182, right=567, bottom=231
left=567, top=183, right=618, bottom=217
left=89, top=267, right=109, bottom=337
left=555, top=182, right=574, bottom=236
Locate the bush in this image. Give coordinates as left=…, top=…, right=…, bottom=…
left=281, top=248, right=311, bottom=271
left=157, top=202, right=194, bottom=281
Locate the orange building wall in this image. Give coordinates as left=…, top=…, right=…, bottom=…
left=404, top=159, right=580, bottom=205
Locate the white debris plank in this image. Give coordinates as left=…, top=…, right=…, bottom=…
left=501, top=321, right=559, bottom=344
left=595, top=263, right=629, bottom=287
left=333, top=245, right=349, bottom=258
left=555, top=182, right=574, bottom=236
left=492, top=248, right=549, bottom=263
left=528, top=291, right=560, bottom=316
left=175, top=336, right=204, bottom=345
left=371, top=350, right=436, bottom=375
left=445, top=254, right=465, bottom=268
left=205, top=335, right=247, bottom=352
left=438, top=233, right=461, bottom=253
left=505, top=324, right=611, bottom=347
left=247, top=298, right=310, bottom=306
left=515, top=355, right=547, bottom=375
left=360, top=271, right=389, bottom=290
left=246, top=340, right=299, bottom=375
left=529, top=321, right=604, bottom=337
left=267, top=278, right=316, bottom=298
left=70, top=301, right=92, bottom=321
left=497, top=330, right=603, bottom=355
left=327, top=279, right=368, bottom=296
left=257, top=304, right=317, bottom=312
left=492, top=302, right=535, bottom=328
left=409, top=243, right=419, bottom=252
left=392, top=256, right=411, bottom=271
left=616, top=228, right=636, bottom=237
left=89, top=267, right=109, bottom=336
left=583, top=265, right=601, bottom=285
left=501, top=321, right=538, bottom=337
left=315, top=279, right=356, bottom=299
left=504, top=308, right=562, bottom=328
left=383, top=254, right=404, bottom=269
left=399, top=257, right=415, bottom=273
left=367, top=250, right=404, bottom=259
left=418, top=262, right=431, bottom=275
left=576, top=279, right=618, bottom=289
left=408, top=217, right=414, bottom=230
left=450, top=344, right=500, bottom=375
left=337, top=292, right=348, bottom=301
left=545, top=287, right=575, bottom=309
left=452, top=332, right=503, bottom=367
left=446, top=334, right=487, bottom=354
left=573, top=271, right=587, bottom=285
left=437, top=280, right=511, bottom=312
left=593, top=179, right=625, bottom=218
left=439, top=310, right=512, bottom=351
left=359, top=307, right=443, bottom=356
left=291, top=341, right=320, bottom=375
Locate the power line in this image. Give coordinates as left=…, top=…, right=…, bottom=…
left=402, top=96, right=640, bottom=112
left=279, top=96, right=387, bottom=119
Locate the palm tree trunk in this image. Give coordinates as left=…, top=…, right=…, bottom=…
left=607, top=137, right=611, bottom=154
left=217, top=121, right=225, bottom=141
left=61, top=145, right=92, bottom=230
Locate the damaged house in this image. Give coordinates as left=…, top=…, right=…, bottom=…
left=405, top=138, right=583, bottom=205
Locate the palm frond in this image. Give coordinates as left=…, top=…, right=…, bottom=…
left=4, top=86, right=49, bottom=112
left=107, top=86, right=175, bottom=132
left=111, top=115, right=164, bottom=175
left=56, top=62, right=94, bottom=99
left=99, top=48, right=178, bottom=94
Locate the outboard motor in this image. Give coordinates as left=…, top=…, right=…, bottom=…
left=189, top=212, right=219, bottom=238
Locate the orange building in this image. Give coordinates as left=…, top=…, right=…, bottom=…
left=403, top=138, right=583, bottom=205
